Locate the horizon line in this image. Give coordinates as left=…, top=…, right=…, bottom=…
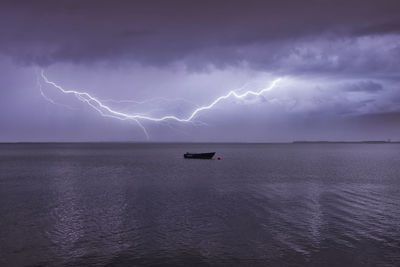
left=0, top=140, right=398, bottom=144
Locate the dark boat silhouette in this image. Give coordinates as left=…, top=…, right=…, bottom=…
left=184, top=152, right=216, bottom=159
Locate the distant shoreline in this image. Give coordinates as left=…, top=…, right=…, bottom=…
left=292, top=141, right=398, bottom=144
left=0, top=141, right=398, bottom=144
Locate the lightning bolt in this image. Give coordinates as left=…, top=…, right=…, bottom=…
left=36, top=70, right=76, bottom=110
left=39, top=70, right=282, bottom=138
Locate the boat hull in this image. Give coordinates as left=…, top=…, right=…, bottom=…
left=184, top=152, right=216, bottom=159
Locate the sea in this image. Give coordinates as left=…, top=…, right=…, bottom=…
left=0, top=143, right=400, bottom=266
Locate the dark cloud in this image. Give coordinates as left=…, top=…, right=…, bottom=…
left=343, top=81, right=383, bottom=93
left=1, top=0, right=400, bottom=68
left=355, top=20, right=400, bottom=36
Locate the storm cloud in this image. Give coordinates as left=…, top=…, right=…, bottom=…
left=0, top=0, right=399, bottom=141
left=1, top=0, right=399, bottom=67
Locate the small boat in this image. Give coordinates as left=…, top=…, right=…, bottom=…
left=184, top=152, right=216, bottom=159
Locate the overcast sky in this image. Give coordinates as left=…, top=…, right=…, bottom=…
left=1, top=0, right=400, bottom=142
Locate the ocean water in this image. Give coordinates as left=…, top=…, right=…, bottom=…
left=0, top=143, right=400, bottom=266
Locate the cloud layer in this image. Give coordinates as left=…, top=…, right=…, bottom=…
left=0, top=0, right=399, bottom=141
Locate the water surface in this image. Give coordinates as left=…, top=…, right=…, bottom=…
left=1, top=143, right=400, bottom=266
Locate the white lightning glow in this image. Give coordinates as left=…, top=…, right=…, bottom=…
left=36, top=71, right=76, bottom=110
left=39, top=70, right=282, bottom=138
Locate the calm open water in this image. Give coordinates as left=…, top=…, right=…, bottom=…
left=1, top=143, right=400, bottom=266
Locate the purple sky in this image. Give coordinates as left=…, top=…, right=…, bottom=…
left=1, top=0, right=400, bottom=142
